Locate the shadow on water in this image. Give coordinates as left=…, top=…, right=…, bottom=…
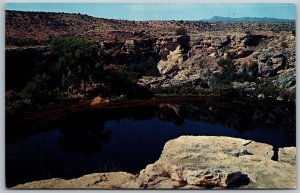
left=6, top=98, right=296, bottom=187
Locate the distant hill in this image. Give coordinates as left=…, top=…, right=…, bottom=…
left=207, top=16, right=294, bottom=22
left=5, top=10, right=295, bottom=45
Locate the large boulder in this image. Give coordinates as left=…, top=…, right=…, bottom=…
left=132, top=136, right=295, bottom=189
left=211, top=35, right=230, bottom=48
left=273, top=68, right=296, bottom=88
left=157, top=60, right=179, bottom=75
left=231, top=81, right=257, bottom=92
left=258, top=58, right=274, bottom=77
left=157, top=46, right=188, bottom=75
left=271, top=52, right=289, bottom=71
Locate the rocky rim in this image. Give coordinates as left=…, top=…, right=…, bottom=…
left=13, top=136, right=296, bottom=189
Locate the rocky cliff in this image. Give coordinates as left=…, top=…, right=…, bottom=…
left=5, top=11, right=296, bottom=100
left=13, top=136, right=296, bottom=189
left=138, top=30, right=295, bottom=100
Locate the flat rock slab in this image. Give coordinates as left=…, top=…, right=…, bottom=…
left=13, top=136, right=296, bottom=189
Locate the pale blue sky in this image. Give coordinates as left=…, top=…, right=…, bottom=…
left=5, top=3, right=295, bottom=21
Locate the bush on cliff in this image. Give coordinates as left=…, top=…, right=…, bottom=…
left=175, top=27, right=187, bottom=35
left=121, top=57, right=160, bottom=83
left=21, top=73, right=54, bottom=103
left=215, top=59, right=236, bottom=84
left=254, top=80, right=278, bottom=98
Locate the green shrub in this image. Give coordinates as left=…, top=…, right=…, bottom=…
left=175, top=27, right=187, bottom=35
left=220, top=45, right=230, bottom=55
left=21, top=73, right=52, bottom=103
left=235, top=62, right=258, bottom=82
left=280, top=42, right=289, bottom=48
left=214, top=59, right=236, bottom=84
left=292, top=30, right=296, bottom=36
left=211, top=83, right=235, bottom=96
left=121, top=57, right=159, bottom=83
left=255, top=81, right=279, bottom=97
left=278, top=88, right=296, bottom=102
left=5, top=91, right=31, bottom=118
left=217, top=58, right=234, bottom=67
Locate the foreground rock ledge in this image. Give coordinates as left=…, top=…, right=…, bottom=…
left=13, top=136, right=296, bottom=189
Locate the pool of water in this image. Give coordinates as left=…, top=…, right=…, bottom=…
left=6, top=98, right=296, bottom=187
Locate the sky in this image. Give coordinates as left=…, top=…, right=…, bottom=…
left=5, top=3, right=295, bottom=21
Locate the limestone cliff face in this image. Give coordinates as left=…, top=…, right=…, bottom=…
left=138, top=31, right=295, bottom=100
left=13, top=136, right=296, bottom=189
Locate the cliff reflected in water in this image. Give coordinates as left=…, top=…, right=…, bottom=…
left=53, top=98, right=295, bottom=156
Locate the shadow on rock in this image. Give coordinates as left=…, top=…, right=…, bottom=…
left=225, top=172, right=250, bottom=189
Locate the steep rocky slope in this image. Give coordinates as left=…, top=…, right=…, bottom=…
left=13, top=136, right=296, bottom=189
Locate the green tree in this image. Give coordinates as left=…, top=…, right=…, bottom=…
left=51, top=36, right=103, bottom=96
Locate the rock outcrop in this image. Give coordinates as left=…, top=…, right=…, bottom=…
left=278, top=147, right=296, bottom=165
left=157, top=35, right=190, bottom=75
left=14, top=136, right=296, bottom=189
left=253, top=36, right=294, bottom=77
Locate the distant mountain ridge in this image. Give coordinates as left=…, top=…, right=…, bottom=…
left=207, top=16, right=294, bottom=22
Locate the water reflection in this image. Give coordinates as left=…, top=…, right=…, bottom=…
left=56, top=111, right=112, bottom=155
left=153, top=99, right=295, bottom=135
left=6, top=98, right=296, bottom=187
left=53, top=99, right=295, bottom=155
left=158, top=103, right=184, bottom=126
